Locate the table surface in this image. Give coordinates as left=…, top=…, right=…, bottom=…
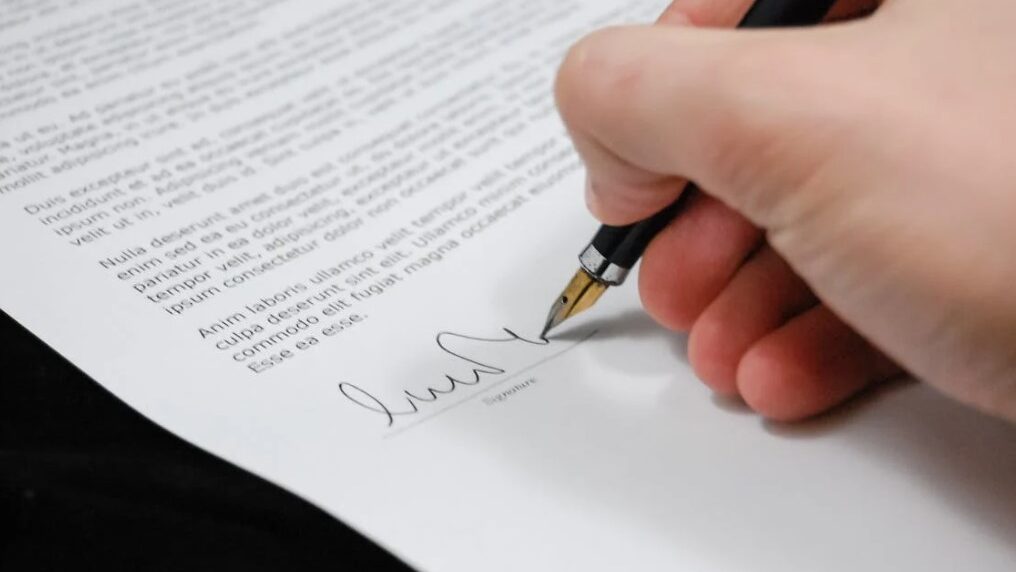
left=0, top=309, right=409, bottom=571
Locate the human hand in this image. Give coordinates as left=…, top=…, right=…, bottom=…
left=556, top=0, right=1016, bottom=421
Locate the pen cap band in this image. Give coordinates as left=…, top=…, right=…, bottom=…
left=579, top=244, right=630, bottom=286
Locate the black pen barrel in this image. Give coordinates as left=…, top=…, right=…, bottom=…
left=589, top=185, right=695, bottom=270
left=741, top=0, right=838, bottom=28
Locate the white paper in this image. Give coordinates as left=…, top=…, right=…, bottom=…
left=2, top=1, right=1015, bottom=570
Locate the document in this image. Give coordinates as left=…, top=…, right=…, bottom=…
left=2, top=1, right=1015, bottom=570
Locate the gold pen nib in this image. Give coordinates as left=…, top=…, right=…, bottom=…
left=540, top=268, right=607, bottom=339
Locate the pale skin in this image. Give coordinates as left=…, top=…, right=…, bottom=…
left=556, top=0, right=1016, bottom=422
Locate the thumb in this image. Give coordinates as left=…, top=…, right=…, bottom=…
left=555, top=23, right=865, bottom=230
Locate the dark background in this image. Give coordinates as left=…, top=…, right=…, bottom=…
left=0, top=309, right=410, bottom=571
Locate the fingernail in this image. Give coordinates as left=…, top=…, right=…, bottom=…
left=585, top=178, right=632, bottom=225
left=584, top=177, right=600, bottom=213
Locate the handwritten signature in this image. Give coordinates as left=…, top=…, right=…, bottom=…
left=338, top=329, right=550, bottom=428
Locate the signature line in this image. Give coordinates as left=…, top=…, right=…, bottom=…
left=384, top=328, right=599, bottom=439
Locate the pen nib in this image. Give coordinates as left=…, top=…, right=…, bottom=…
left=540, top=269, right=607, bottom=339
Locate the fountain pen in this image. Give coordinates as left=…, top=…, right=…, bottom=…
left=541, top=0, right=839, bottom=338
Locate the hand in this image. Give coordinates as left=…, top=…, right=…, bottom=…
left=556, top=0, right=1016, bottom=422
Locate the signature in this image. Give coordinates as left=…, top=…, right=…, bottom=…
left=337, top=329, right=551, bottom=428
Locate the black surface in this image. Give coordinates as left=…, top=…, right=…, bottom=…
left=0, top=309, right=411, bottom=571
